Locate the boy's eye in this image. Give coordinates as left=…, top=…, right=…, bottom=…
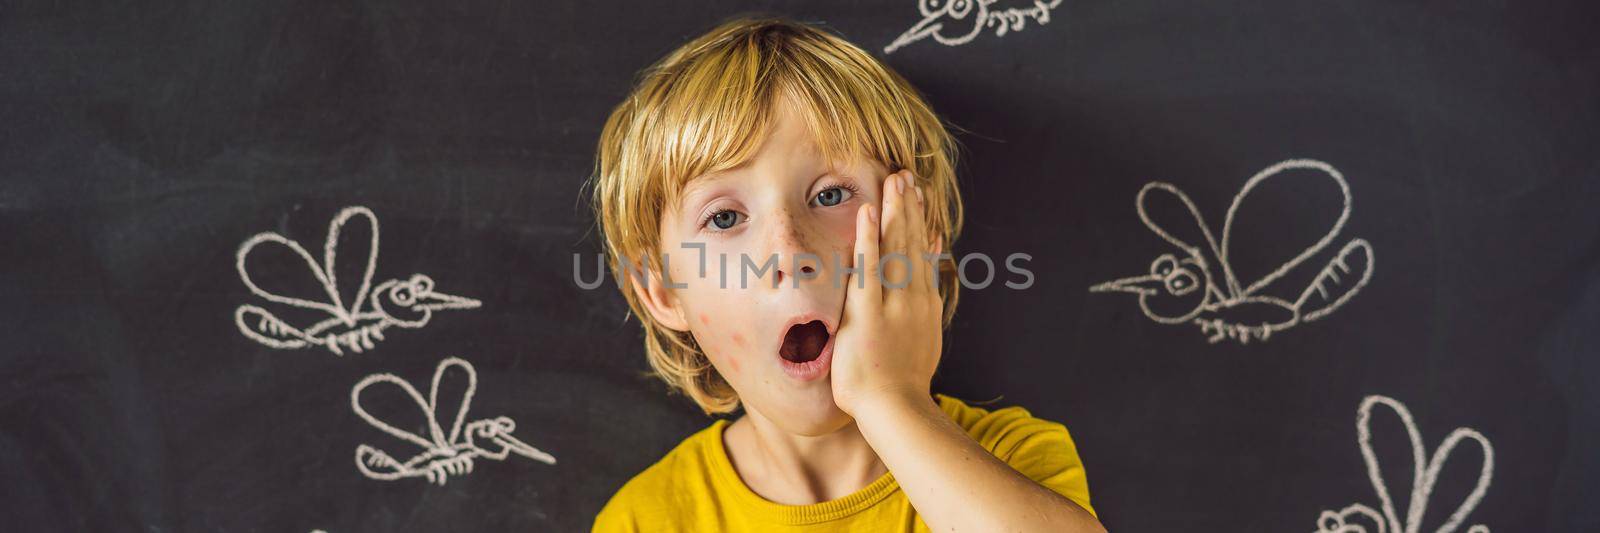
left=813, top=185, right=854, bottom=207
left=708, top=210, right=742, bottom=230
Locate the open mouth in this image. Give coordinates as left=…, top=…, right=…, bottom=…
left=779, top=320, right=831, bottom=363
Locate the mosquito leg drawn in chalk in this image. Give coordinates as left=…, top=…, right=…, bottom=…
left=234, top=206, right=481, bottom=355
left=884, top=0, right=1065, bottom=54
left=351, top=357, right=556, bottom=485
left=1314, top=395, right=1493, bottom=533
left=1089, top=159, right=1374, bottom=344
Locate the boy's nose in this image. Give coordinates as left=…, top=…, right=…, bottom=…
left=764, top=208, right=823, bottom=288
left=773, top=262, right=817, bottom=287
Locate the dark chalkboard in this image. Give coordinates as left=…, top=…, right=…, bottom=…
left=3, top=1, right=1597, bottom=531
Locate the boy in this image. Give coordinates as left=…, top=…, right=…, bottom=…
left=588, top=15, right=1104, bottom=532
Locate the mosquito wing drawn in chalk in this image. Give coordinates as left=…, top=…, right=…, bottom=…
left=1089, top=159, right=1374, bottom=344
left=1314, top=395, right=1493, bottom=533
left=884, top=0, right=1065, bottom=54
left=351, top=356, right=556, bottom=485
left=234, top=206, right=481, bottom=355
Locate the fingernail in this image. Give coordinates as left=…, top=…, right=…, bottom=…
left=914, top=183, right=924, bottom=204
left=895, top=173, right=905, bottom=195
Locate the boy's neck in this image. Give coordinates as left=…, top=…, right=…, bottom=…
left=723, top=411, right=888, bottom=505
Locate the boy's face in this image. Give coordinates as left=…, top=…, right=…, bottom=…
left=642, top=97, right=889, bottom=435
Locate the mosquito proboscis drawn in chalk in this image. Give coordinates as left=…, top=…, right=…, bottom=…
left=234, top=206, right=481, bottom=355
left=351, top=356, right=556, bottom=485
left=1314, top=395, right=1493, bottom=533
left=884, top=0, right=1064, bottom=54
left=1089, top=159, right=1374, bottom=344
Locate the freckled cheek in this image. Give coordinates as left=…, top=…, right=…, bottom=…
left=701, top=335, right=743, bottom=377
left=698, top=314, right=748, bottom=375
left=699, top=244, right=750, bottom=285
left=829, top=210, right=863, bottom=256
left=664, top=250, right=699, bottom=287
left=825, top=208, right=864, bottom=243
left=725, top=340, right=742, bottom=373
left=839, top=219, right=857, bottom=242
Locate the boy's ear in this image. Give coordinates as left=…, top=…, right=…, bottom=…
left=630, top=267, right=691, bottom=332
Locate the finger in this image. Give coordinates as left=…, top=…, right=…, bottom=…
left=846, top=202, right=882, bottom=313
left=901, top=170, right=938, bottom=294
left=885, top=170, right=928, bottom=297
left=927, top=235, right=945, bottom=294
left=879, top=170, right=913, bottom=290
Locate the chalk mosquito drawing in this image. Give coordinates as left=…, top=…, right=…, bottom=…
left=351, top=356, right=556, bottom=485
left=1089, top=159, right=1374, bottom=344
left=234, top=206, right=481, bottom=355
left=884, top=0, right=1064, bottom=54
left=1314, top=395, right=1493, bottom=533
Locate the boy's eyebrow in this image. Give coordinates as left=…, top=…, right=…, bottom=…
left=677, top=173, right=756, bottom=222
left=678, top=172, right=736, bottom=212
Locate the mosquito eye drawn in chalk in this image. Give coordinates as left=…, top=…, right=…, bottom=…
left=351, top=356, right=556, bottom=485
left=1089, top=159, right=1375, bottom=344
left=883, top=0, right=1065, bottom=54
left=1314, top=395, right=1493, bottom=533
left=233, top=206, right=481, bottom=355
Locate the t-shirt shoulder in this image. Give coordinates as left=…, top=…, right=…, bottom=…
left=592, top=422, right=721, bottom=532
left=935, top=393, right=1097, bottom=519
left=595, top=398, right=1095, bottom=530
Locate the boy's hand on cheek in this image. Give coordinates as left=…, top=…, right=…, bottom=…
left=831, top=170, right=944, bottom=418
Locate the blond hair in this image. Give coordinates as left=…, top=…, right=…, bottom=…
left=587, top=15, right=966, bottom=414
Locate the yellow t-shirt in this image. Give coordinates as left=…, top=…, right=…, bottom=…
left=592, top=393, right=1095, bottom=531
